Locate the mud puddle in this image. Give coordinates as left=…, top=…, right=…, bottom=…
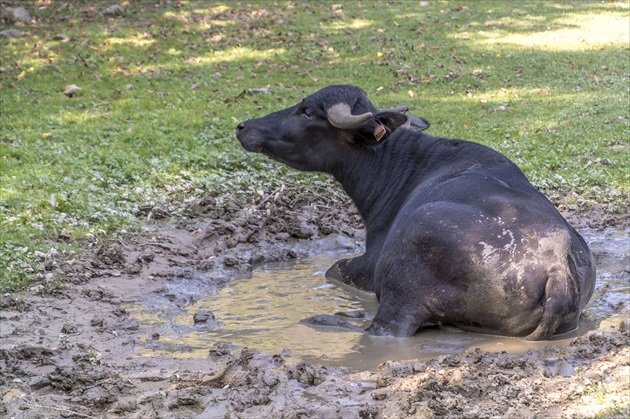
left=128, top=227, right=628, bottom=372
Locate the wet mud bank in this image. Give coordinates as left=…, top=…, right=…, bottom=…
left=1, top=192, right=628, bottom=418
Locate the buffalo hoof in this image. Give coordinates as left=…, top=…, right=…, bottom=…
left=299, top=314, right=363, bottom=332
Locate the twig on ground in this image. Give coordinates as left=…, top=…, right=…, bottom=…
left=25, top=400, right=99, bottom=419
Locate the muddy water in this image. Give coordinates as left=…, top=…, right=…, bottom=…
left=130, top=228, right=628, bottom=371
left=579, top=227, right=629, bottom=327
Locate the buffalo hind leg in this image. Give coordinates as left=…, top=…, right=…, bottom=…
left=367, top=298, right=430, bottom=337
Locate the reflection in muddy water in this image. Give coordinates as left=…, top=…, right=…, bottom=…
left=130, top=228, right=628, bottom=371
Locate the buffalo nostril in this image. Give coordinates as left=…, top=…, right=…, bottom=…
left=236, top=122, right=246, bottom=132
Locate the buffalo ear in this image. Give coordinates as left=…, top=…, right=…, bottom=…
left=360, top=111, right=409, bottom=143
left=406, top=115, right=430, bottom=131
left=349, top=112, right=430, bottom=145
left=356, top=112, right=421, bottom=144
left=375, top=111, right=409, bottom=132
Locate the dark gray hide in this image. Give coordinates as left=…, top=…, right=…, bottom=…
left=236, top=85, right=595, bottom=340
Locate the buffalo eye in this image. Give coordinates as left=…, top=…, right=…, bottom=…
left=301, top=107, right=313, bottom=118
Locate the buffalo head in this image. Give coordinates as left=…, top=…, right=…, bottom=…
left=236, top=85, right=429, bottom=172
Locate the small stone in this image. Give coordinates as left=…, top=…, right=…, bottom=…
left=123, top=262, right=141, bottom=274
left=137, top=252, right=154, bottom=263
left=103, top=5, right=124, bottom=16
left=28, top=375, right=51, bottom=390
left=292, top=223, right=316, bottom=239
left=90, top=316, right=104, bottom=327
left=53, top=34, right=70, bottom=42
left=64, top=84, right=81, bottom=97
left=4, top=7, right=31, bottom=22
left=209, top=341, right=233, bottom=356
left=223, top=256, right=238, bottom=267
left=0, top=29, right=21, bottom=38
left=193, top=311, right=215, bottom=324
left=371, top=391, right=388, bottom=400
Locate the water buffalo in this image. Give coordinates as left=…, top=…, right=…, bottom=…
left=236, top=85, right=595, bottom=340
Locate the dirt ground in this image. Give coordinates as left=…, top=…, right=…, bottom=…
left=1, top=189, right=628, bottom=418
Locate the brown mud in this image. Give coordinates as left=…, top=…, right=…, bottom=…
left=1, top=189, right=628, bottom=418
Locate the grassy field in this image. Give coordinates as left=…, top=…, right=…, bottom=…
left=1, top=1, right=628, bottom=291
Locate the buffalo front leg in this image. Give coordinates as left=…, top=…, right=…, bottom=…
left=325, top=255, right=375, bottom=292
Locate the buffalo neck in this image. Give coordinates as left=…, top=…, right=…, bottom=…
left=332, top=134, right=440, bottom=249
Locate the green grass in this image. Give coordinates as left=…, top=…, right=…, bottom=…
left=1, top=1, right=628, bottom=291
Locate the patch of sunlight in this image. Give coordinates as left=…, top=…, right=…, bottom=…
left=3, top=46, right=54, bottom=73
left=471, top=13, right=629, bottom=51
left=577, top=381, right=630, bottom=418
left=169, top=4, right=231, bottom=16
left=431, top=89, right=597, bottom=104
left=104, top=36, right=155, bottom=48
left=204, top=5, right=230, bottom=14
left=185, top=47, right=285, bottom=65
left=163, top=6, right=233, bottom=26
left=0, top=186, right=18, bottom=202
left=162, top=10, right=190, bottom=22
left=322, top=18, right=375, bottom=30
left=54, top=109, right=106, bottom=125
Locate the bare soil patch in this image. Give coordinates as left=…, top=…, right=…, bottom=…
left=1, top=191, right=628, bottom=418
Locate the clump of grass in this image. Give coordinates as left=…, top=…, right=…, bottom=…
left=1, top=1, right=628, bottom=291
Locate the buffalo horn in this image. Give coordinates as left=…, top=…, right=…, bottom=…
left=327, top=103, right=373, bottom=129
